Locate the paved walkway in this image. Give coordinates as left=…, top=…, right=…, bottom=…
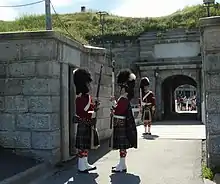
left=33, top=121, right=205, bottom=184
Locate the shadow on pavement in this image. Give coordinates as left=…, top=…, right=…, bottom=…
left=89, top=139, right=111, bottom=164
left=142, top=134, right=159, bottom=140
left=110, top=173, right=141, bottom=184
left=47, top=168, right=99, bottom=184
left=0, top=147, right=40, bottom=181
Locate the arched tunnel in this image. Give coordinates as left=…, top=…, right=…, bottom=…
left=162, top=75, right=197, bottom=120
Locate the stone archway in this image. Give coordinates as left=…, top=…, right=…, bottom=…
left=161, top=74, right=199, bottom=120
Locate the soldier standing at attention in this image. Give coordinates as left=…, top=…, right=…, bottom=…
left=139, top=77, right=156, bottom=135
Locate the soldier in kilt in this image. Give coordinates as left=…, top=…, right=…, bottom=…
left=73, top=68, right=100, bottom=173
left=139, top=77, right=156, bottom=135
left=110, top=69, right=138, bottom=173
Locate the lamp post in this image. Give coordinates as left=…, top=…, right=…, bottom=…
left=154, top=67, right=159, bottom=120
left=203, top=0, right=219, bottom=17
left=96, top=11, right=108, bottom=47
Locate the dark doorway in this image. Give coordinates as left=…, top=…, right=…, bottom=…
left=162, top=75, right=198, bottom=120
left=69, top=66, right=76, bottom=156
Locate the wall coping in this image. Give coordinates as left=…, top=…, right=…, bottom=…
left=200, top=16, right=220, bottom=27
left=0, top=30, right=109, bottom=55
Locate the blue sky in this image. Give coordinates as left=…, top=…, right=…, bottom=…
left=0, top=0, right=219, bottom=21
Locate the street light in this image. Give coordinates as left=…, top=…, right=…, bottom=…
left=203, top=0, right=219, bottom=17
left=96, top=11, right=109, bottom=47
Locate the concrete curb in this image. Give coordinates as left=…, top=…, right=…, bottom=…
left=203, top=178, right=216, bottom=184
left=0, top=162, right=51, bottom=184
left=214, top=173, right=220, bottom=184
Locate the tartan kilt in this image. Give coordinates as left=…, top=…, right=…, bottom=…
left=113, top=117, right=132, bottom=150
left=74, top=116, right=92, bottom=150
left=142, top=106, right=152, bottom=121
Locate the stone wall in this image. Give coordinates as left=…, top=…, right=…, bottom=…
left=0, top=31, right=111, bottom=164
left=80, top=45, right=112, bottom=141
left=200, top=16, right=220, bottom=168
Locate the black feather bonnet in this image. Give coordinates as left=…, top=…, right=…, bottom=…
left=140, top=77, right=150, bottom=89
left=73, top=68, right=92, bottom=95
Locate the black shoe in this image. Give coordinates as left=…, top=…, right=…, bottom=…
left=148, top=132, right=151, bottom=135
left=142, top=132, right=148, bottom=135
left=87, top=166, right=97, bottom=171
left=111, top=168, right=127, bottom=173
left=78, top=169, right=89, bottom=173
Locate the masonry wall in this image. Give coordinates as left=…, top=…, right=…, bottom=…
left=200, top=16, right=220, bottom=168
left=0, top=34, right=62, bottom=163
left=0, top=31, right=111, bottom=163
left=80, top=48, right=112, bottom=140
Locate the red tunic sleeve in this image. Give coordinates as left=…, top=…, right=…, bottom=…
left=147, top=92, right=156, bottom=106
left=75, top=94, right=95, bottom=119
left=114, top=97, right=129, bottom=116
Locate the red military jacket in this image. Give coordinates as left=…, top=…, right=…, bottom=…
left=75, top=93, right=95, bottom=119
left=139, top=90, right=156, bottom=107
left=111, top=96, right=129, bottom=116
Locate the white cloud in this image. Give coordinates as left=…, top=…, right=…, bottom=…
left=111, top=0, right=203, bottom=17
left=0, top=0, right=22, bottom=20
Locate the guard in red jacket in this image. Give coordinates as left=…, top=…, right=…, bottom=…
left=139, top=77, right=156, bottom=135
left=73, top=68, right=100, bottom=173
left=110, top=69, right=137, bottom=173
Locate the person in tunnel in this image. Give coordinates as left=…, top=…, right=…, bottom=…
left=139, top=77, right=156, bottom=135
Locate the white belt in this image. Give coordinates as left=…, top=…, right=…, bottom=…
left=142, top=102, right=152, bottom=106
left=114, top=115, right=126, bottom=119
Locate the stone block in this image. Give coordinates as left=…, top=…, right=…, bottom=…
left=0, top=79, right=5, bottom=95
left=31, top=130, right=60, bottom=149
left=0, top=113, right=15, bottom=131
left=206, top=93, right=220, bottom=113
left=98, top=97, right=111, bottom=108
left=0, top=131, right=14, bottom=148
left=21, top=39, right=57, bottom=60
left=0, top=64, right=6, bottom=77
left=16, top=113, right=59, bottom=131
left=209, top=135, right=220, bottom=155
left=8, top=62, right=35, bottom=77
left=5, top=79, right=23, bottom=95
left=203, top=27, right=220, bottom=51
left=204, top=54, right=220, bottom=71
left=23, top=79, right=60, bottom=95
left=62, top=44, right=81, bottom=67
left=97, top=118, right=111, bottom=131
left=36, top=61, right=60, bottom=77
left=14, top=131, right=31, bottom=149
left=94, top=73, right=111, bottom=86
left=28, top=96, right=60, bottom=113
left=206, top=73, right=220, bottom=90
left=5, top=96, right=28, bottom=113
left=92, top=84, right=111, bottom=98
left=209, top=153, right=220, bottom=168
left=0, top=96, right=4, bottom=111
left=0, top=41, right=21, bottom=61
left=207, top=114, right=220, bottom=134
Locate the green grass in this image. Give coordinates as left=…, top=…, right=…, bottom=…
left=1, top=4, right=220, bottom=44
left=202, top=165, right=214, bottom=180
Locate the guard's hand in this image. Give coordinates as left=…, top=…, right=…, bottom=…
left=110, top=109, right=114, bottom=116
left=94, top=100, right=100, bottom=112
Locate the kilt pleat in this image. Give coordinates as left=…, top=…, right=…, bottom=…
left=113, top=118, right=132, bottom=150
left=75, top=118, right=92, bottom=150
left=142, top=106, right=152, bottom=121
